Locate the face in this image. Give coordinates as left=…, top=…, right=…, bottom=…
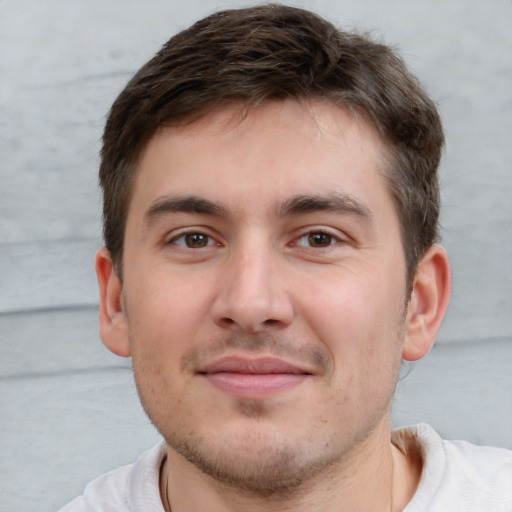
left=113, top=100, right=412, bottom=492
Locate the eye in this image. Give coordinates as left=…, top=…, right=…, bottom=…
left=170, top=232, right=218, bottom=249
left=295, top=231, right=338, bottom=248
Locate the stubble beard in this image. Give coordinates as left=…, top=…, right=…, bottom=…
left=160, top=398, right=353, bottom=497
left=133, top=327, right=406, bottom=497
left=139, top=383, right=392, bottom=499
left=134, top=333, right=352, bottom=496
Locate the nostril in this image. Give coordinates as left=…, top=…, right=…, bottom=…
left=263, top=319, right=279, bottom=326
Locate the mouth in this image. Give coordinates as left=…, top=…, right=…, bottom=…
left=197, top=356, right=312, bottom=398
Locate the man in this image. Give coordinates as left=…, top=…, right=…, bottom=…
left=60, top=4, right=512, bottom=511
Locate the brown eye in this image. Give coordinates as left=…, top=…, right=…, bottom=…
left=184, top=233, right=210, bottom=248
left=307, top=232, right=333, bottom=247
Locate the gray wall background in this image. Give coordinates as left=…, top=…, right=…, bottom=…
left=1, top=1, right=511, bottom=510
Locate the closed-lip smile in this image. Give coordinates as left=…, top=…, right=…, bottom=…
left=197, top=356, right=312, bottom=398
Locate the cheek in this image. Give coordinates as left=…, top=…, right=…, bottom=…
left=296, top=266, right=406, bottom=383
left=125, top=265, right=215, bottom=347
left=299, top=267, right=402, bottom=338
left=124, top=275, right=203, bottom=410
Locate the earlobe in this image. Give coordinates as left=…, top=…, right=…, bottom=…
left=402, top=245, right=451, bottom=361
left=95, top=247, right=131, bottom=357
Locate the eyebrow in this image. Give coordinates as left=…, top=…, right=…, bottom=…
left=144, top=195, right=227, bottom=226
left=277, top=192, right=373, bottom=221
left=144, top=191, right=372, bottom=227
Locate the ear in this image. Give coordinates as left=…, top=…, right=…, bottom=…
left=95, top=247, right=131, bottom=357
left=402, top=245, right=451, bottom=361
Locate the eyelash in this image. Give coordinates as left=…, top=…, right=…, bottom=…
left=167, top=229, right=345, bottom=250
left=293, top=230, right=341, bottom=249
left=167, top=231, right=220, bottom=249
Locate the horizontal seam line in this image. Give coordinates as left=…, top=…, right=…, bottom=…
left=0, top=304, right=99, bottom=317
left=0, top=365, right=130, bottom=382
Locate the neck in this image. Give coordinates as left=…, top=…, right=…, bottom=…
left=160, top=425, right=422, bottom=512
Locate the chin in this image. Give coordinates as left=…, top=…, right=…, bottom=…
left=162, top=419, right=347, bottom=496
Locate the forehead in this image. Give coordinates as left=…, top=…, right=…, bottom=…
left=130, top=99, right=391, bottom=213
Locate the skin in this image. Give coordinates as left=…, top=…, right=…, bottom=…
left=97, top=99, right=450, bottom=511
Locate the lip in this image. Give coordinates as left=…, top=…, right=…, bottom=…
left=198, top=356, right=311, bottom=398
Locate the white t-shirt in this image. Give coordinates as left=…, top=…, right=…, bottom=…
left=58, top=424, right=512, bottom=511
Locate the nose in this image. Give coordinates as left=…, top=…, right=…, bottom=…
left=211, top=241, right=294, bottom=333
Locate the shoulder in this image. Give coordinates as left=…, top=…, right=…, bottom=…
left=57, top=441, right=167, bottom=512
left=397, top=424, right=512, bottom=512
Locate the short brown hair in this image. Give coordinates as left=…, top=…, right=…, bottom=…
left=100, top=4, right=444, bottom=284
